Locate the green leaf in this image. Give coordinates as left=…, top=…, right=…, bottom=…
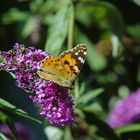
left=83, top=102, right=102, bottom=112
left=82, top=88, right=104, bottom=105
left=44, top=126, right=63, bottom=140
left=79, top=82, right=86, bottom=95
left=0, top=98, right=41, bottom=124
left=88, top=45, right=107, bottom=71
left=30, top=0, right=44, bottom=13
left=2, top=8, right=28, bottom=24
left=133, top=0, right=140, bottom=6
left=21, top=17, right=37, bottom=38
left=40, top=0, right=64, bottom=15
left=0, top=132, right=8, bottom=140
left=116, top=124, right=140, bottom=135
left=0, top=112, right=17, bottom=140
left=0, top=53, right=6, bottom=64
left=74, top=27, right=107, bottom=71
left=127, top=24, right=140, bottom=40
left=74, top=108, right=85, bottom=119
left=45, top=3, right=72, bottom=55
left=76, top=1, right=124, bottom=37
left=9, top=72, right=16, bottom=79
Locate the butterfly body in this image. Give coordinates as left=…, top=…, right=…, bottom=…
left=37, top=44, right=87, bottom=88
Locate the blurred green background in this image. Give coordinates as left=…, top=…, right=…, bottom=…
left=0, top=0, right=140, bottom=140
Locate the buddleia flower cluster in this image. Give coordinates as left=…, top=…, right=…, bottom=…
left=107, top=88, right=140, bottom=128
left=0, top=43, right=74, bottom=126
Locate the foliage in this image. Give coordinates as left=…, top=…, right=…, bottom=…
left=0, top=0, right=140, bottom=140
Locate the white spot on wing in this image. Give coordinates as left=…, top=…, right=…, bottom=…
left=84, top=51, right=87, bottom=55
left=78, top=57, right=84, bottom=63
left=73, top=65, right=79, bottom=72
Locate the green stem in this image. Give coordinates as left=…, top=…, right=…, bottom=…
left=67, top=4, right=75, bottom=50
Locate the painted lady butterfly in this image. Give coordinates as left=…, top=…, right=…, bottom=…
left=37, top=44, right=87, bottom=88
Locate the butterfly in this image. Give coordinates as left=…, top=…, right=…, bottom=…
left=37, top=44, right=87, bottom=88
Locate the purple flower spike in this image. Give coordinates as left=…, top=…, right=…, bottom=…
left=107, top=88, right=140, bottom=128
left=39, top=90, right=74, bottom=126
left=0, top=43, right=74, bottom=126
left=30, top=80, right=74, bottom=126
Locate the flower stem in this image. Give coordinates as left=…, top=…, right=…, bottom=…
left=67, top=4, right=75, bottom=50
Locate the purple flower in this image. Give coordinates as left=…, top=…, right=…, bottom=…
left=0, top=123, right=34, bottom=140
left=107, top=88, right=140, bottom=128
left=0, top=43, right=74, bottom=126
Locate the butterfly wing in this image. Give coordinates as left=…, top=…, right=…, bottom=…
left=60, top=44, right=87, bottom=82
left=37, top=44, right=87, bottom=87
left=37, top=56, right=68, bottom=83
